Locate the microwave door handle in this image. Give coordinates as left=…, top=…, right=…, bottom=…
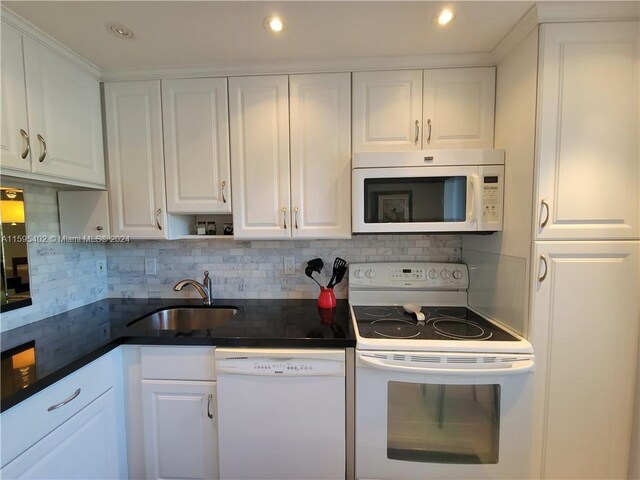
left=467, top=175, right=478, bottom=222
left=357, top=354, right=534, bottom=375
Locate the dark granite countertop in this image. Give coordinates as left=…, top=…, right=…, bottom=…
left=1, top=298, right=355, bottom=412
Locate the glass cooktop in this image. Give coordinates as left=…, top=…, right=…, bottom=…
left=351, top=306, right=519, bottom=342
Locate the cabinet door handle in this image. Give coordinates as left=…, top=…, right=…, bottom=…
left=538, top=255, right=549, bottom=283
left=283, top=207, right=287, bottom=230
left=221, top=180, right=227, bottom=204
left=20, top=129, right=30, bottom=159
left=294, top=207, right=299, bottom=229
left=155, top=208, right=162, bottom=230
left=540, top=199, right=550, bottom=228
left=37, top=134, right=47, bottom=162
left=47, top=388, right=81, bottom=412
left=426, top=119, right=432, bottom=144
left=414, top=120, right=420, bottom=144
left=207, top=393, right=214, bottom=419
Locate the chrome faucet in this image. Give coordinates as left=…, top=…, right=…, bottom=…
left=173, top=271, right=213, bottom=305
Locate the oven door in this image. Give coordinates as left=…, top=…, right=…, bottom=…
left=355, top=351, right=534, bottom=480
left=352, top=166, right=480, bottom=233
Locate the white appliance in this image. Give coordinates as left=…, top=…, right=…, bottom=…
left=350, top=262, right=534, bottom=480
left=352, top=150, right=504, bottom=233
left=215, top=348, right=346, bottom=480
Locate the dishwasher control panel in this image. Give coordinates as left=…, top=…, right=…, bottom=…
left=217, top=357, right=344, bottom=376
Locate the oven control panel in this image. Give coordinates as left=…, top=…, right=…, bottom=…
left=349, top=262, right=468, bottom=289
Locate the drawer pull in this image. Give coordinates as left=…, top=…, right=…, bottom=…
left=47, top=388, right=81, bottom=412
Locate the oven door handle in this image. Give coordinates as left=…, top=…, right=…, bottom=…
left=357, top=355, right=534, bottom=375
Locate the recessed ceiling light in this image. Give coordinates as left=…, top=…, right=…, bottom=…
left=107, top=23, right=134, bottom=39
left=264, top=15, right=285, bottom=33
left=434, top=8, right=456, bottom=26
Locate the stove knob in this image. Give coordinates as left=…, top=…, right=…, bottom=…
left=428, top=269, right=438, bottom=279
left=452, top=269, right=463, bottom=280
left=365, top=268, right=376, bottom=279
left=354, top=269, right=364, bottom=279
left=440, top=269, right=451, bottom=279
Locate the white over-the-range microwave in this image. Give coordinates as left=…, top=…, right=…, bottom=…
left=352, top=149, right=505, bottom=234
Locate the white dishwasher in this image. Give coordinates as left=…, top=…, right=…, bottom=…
left=215, top=348, right=346, bottom=480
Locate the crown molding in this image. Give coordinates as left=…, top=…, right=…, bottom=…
left=0, top=6, right=101, bottom=79
left=492, top=1, right=639, bottom=64
left=99, top=53, right=496, bottom=82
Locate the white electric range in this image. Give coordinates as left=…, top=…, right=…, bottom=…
left=349, top=262, right=535, bottom=480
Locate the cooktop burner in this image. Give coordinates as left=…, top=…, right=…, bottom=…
left=351, top=306, right=519, bottom=341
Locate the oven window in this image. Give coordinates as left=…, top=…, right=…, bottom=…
left=387, top=381, right=500, bottom=464
left=364, top=176, right=467, bottom=224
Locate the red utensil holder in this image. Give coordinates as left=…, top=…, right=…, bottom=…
left=317, top=287, right=336, bottom=309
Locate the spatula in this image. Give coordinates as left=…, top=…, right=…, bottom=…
left=327, top=257, right=347, bottom=288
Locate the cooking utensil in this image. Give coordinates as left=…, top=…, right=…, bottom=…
left=403, top=303, right=426, bottom=323
left=330, top=264, right=347, bottom=288
left=327, top=257, right=347, bottom=288
left=305, top=258, right=325, bottom=288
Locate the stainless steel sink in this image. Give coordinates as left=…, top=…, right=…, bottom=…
left=127, top=307, right=238, bottom=330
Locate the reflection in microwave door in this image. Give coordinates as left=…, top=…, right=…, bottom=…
left=377, top=192, right=412, bottom=223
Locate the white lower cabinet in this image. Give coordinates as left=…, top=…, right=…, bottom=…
left=141, top=380, right=217, bottom=480
left=530, top=241, right=639, bottom=479
left=137, top=346, right=218, bottom=480
left=1, top=389, right=121, bottom=480
left=0, top=349, right=126, bottom=479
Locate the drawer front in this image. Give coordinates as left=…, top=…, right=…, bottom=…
left=141, top=346, right=215, bottom=381
left=0, top=349, right=119, bottom=467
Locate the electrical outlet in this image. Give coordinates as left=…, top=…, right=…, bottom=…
left=283, top=257, right=296, bottom=275
left=145, top=257, right=157, bottom=275
left=96, top=259, right=107, bottom=277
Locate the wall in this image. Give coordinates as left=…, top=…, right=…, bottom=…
left=462, top=27, right=539, bottom=336
left=106, top=235, right=461, bottom=300
left=0, top=181, right=108, bottom=332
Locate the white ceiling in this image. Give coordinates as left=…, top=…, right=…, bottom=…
left=4, top=1, right=534, bottom=73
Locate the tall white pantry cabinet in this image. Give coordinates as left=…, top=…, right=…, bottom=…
left=529, top=21, right=639, bottom=480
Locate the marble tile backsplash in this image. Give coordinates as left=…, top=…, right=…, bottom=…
left=0, top=182, right=108, bottom=332
left=106, top=235, right=462, bottom=300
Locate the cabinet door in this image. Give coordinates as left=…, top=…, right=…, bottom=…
left=58, top=191, right=110, bottom=237
left=104, top=81, right=168, bottom=239
left=352, top=70, right=423, bottom=152
left=22, top=37, right=105, bottom=186
left=0, top=23, right=31, bottom=172
left=290, top=73, right=351, bottom=239
left=530, top=241, right=639, bottom=480
left=162, top=78, right=231, bottom=214
left=142, top=380, right=217, bottom=480
left=535, top=22, right=639, bottom=240
left=1, top=389, right=123, bottom=479
left=229, top=75, right=290, bottom=239
left=423, top=67, right=495, bottom=149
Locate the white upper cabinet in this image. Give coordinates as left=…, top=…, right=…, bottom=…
left=535, top=22, right=639, bottom=240
left=104, top=81, right=168, bottom=239
left=352, top=70, right=423, bottom=152
left=229, top=75, right=291, bottom=239
left=162, top=78, right=231, bottom=214
left=353, top=68, right=496, bottom=152
left=1, top=23, right=31, bottom=172
left=22, top=37, right=105, bottom=185
left=423, top=67, right=495, bottom=149
left=289, top=73, right=352, bottom=239
left=0, top=21, right=104, bottom=187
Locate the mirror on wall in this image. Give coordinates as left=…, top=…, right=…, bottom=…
left=1, top=187, right=32, bottom=312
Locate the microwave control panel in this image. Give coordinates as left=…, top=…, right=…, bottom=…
left=481, top=175, right=501, bottom=223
